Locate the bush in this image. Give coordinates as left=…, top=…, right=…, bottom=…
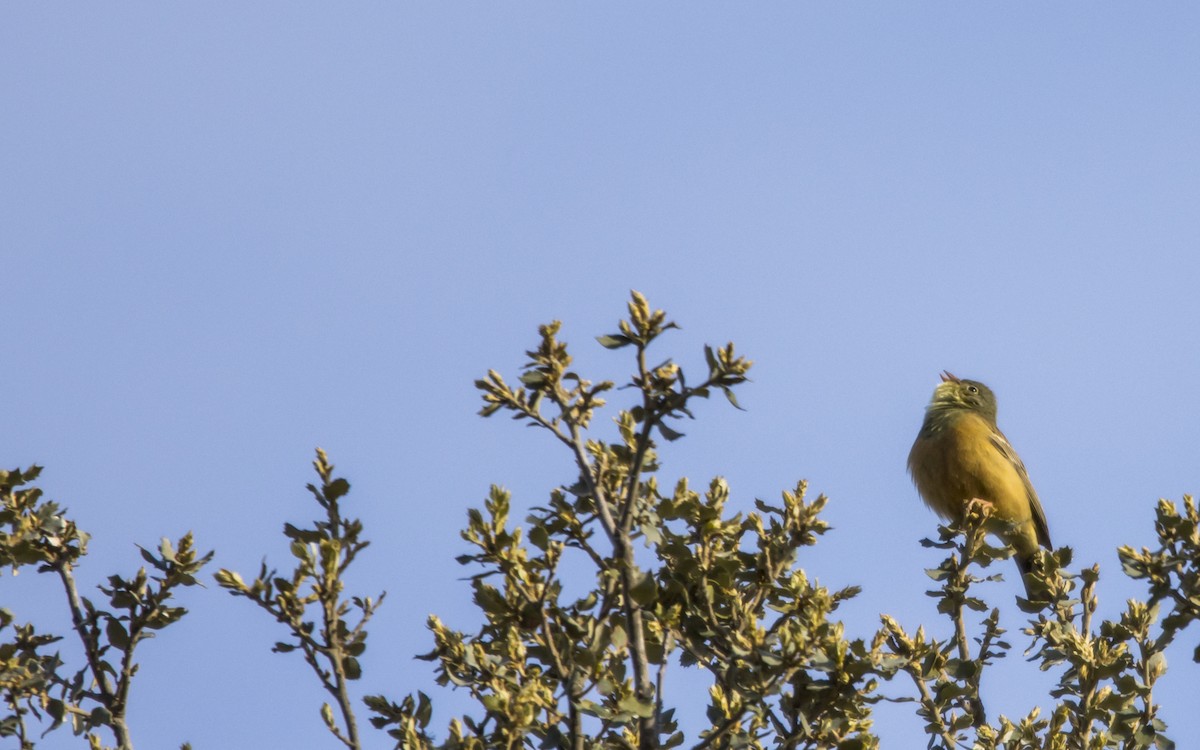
left=4, top=293, right=1197, bottom=749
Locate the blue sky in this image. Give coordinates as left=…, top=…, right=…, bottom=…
left=4, top=4, right=1199, bottom=748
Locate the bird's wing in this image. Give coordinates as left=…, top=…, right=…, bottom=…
left=989, top=430, right=1052, bottom=549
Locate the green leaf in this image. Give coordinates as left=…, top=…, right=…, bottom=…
left=658, top=422, right=685, bottom=442
left=89, top=706, right=113, bottom=726
left=596, top=334, right=633, bottom=349
left=610, top=623, right=628, bottom=650
left=617, top=695, right=655, bottom=718
left=140, top=546, right=160, bottom=567
left=925, top=567, right=950, bottom=581
left=720, top=386, right=744, bottom=410
left=473, top=585, right=508, bottom=615
left=325, top=478, right=351, bottom=501
left=630, top=571, right=658, bottom=606
left=528, top=524, right=549, bottom=551
left=46, top=698, right=66, bottom=726
left=640, top=522, right=663, bottom=546
left=105, top=619, right=130, bottom=651
left=947, top=659, right=977, bottom=679
left=520, top=371, right=547, bottom=387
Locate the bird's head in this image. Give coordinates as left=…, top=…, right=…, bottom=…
left=929, top=371, right=998, bottom=421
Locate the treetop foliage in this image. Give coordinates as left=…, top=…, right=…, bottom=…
left=3, top=292, right=1198, bottom=750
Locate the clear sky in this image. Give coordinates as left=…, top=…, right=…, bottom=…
left=4, top=4, right=1199, bottom=748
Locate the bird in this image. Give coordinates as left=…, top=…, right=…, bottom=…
left=907, top=371, right=1051, bottom=595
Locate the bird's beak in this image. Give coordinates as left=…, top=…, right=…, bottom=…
left=940, top=371, right=959, bottom=383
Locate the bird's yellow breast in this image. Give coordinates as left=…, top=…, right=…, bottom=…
left=908, top=411, right=1033, bottom=528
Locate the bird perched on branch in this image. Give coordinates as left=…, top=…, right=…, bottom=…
left=907, top=371, right=1051, bottom=595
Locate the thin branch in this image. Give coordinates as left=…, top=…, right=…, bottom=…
left=691, top=714, right=745, bottom=750
left=618, top=343, right=656, bottom=536
left=346, top=592, right=386, bottom=644
left=907, top=670, right=961, bottom=750
left=564, top=421, right=617, bottom=545
left=320, top=584, right=360, bottom=749
left=541, top=607, right=585, bottom=750
left=55, top=564, right=116, bottom=701
left=55, top=562, right=135, bottom=750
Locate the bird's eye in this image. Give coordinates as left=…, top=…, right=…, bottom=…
left=967, top=385, right=979, bottom=394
